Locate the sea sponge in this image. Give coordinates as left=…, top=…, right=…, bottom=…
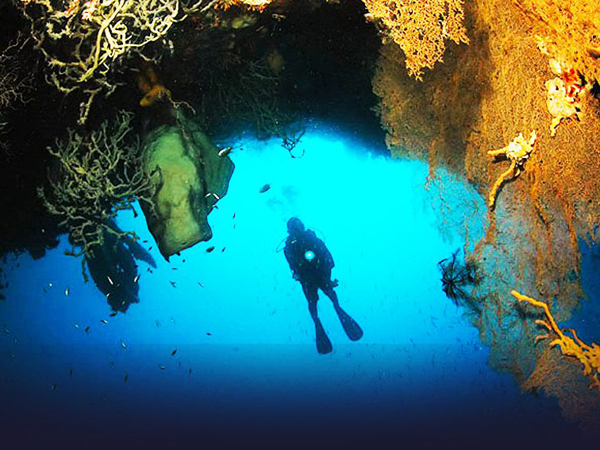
left=141, top=117, right=234, bottom=260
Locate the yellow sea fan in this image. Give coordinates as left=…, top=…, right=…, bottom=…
left=512, top=290, right=600, bottom=393
left=362, top=0, right=469, bottom=79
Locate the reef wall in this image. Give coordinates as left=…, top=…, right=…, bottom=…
left=372, top=0, right=600, bottom=429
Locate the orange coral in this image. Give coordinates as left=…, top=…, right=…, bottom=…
left=371, top=0, right=600, bottom=427
left=512, top=290, right=600, bottom=393
left=218, top=0, right=272, bottom=12
left=137, top=64, right=171, bottom=107
left=362, top=0, right=469, bottom=79
left=140, top=84, right=171, bottom=108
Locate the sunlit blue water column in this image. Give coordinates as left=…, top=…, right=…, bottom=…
left=0, top=122, right=575, bottom=443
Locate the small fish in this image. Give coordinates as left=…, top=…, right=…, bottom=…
left=218, top=147, right=232, bottom=157
left=124, top=372, right=129, bottom=383
left=120, top=340, right=127, bottom=349
left=148, top=246, right=153, bottom=251
left=171, top=349, right=178, bottom=356
left=143, top=240, right=148, bottom=243
left=107, top=276, right=114, bottom=286
left=197, top=281, right=204, bottom=288
left=74, top=323, right=79, bottom=329
left=110, top=312, right=117, bottom=317
left=85, top=326, right=90, bottom=333
left=221, top=247, right=226, bottom=252
left=110, top=361, right=115, bottom=369
left=51, top=383, right=57, bottom=391
left=172, top=268, right=178, bottom=271
left=206, top=332, right=211, bottom=336
left=232, top=213, right=236, bottom=219
left=101, top=319, right=108, bottom=325
left=159, top=365, right=166, bottom=371
left=65, top=286, right=70, bottom=296
left=42, top=288, right=47, bottom=294
left=259, top=183, right=271, bottom=193
left=155, top=320, right=161, bottom=327
left=182, top=259, right=186, bottom=263
left=188, top=369, right=192, bottom=376
left=206, top=246, right=215, bottom=253
left=169, top=281, right=176, bottom=288
left=212, top=193, right=220, bottom=201
left=69, top=369, right=73, bottom=378
left=133, top=274, right=140, bottom=283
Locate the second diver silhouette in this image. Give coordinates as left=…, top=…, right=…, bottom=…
left=283, top=217, right=363, bottom=354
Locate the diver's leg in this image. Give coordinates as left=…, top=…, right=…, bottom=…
left=322, top=283, right=364, bottom=342
left=322, top=284, right=339, bottom=306
left=320, top=270, right=338, bottom=305
left=302, top=284, right=332, bottom=354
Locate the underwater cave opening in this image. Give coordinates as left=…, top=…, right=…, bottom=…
left=0, top=123, right=585, bottom=444
left=2, top=0, right=600, bottom=443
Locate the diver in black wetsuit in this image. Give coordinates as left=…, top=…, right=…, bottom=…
left=284, top=217, right=363, bottom=354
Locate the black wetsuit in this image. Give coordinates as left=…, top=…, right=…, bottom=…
left=284, top=229, right=335, bottom=303
left=284, top=225, right=363, bottom=353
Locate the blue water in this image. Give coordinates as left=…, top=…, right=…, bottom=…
left=0, top=123, right=585, bottom=445
left=565, top=242, right=600, bottom=344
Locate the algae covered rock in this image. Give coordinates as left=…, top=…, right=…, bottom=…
left=141, top=118, right=234, bottom=260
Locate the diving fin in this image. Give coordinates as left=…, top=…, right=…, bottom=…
left=335, top=306, right=364, bottom=341
left=315, top=321, right=333, bottom=354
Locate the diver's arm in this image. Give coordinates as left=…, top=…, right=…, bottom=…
left=284, top=243, right=301, bottom=278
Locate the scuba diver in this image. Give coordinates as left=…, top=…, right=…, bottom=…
left=283, top=217, right=363, bottom=354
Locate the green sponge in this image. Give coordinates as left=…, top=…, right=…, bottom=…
left=141, top=119, right=234, bottom=260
